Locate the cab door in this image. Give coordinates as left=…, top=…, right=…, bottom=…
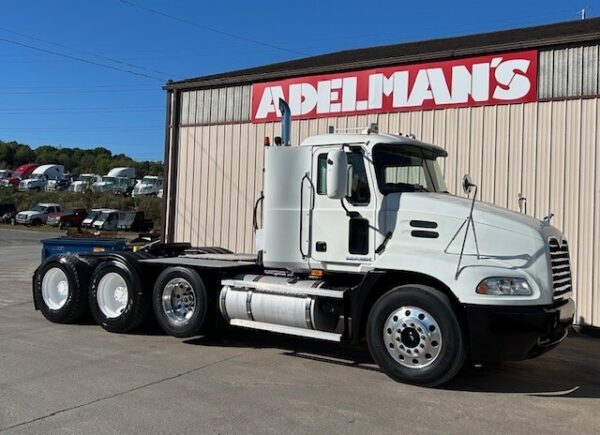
left=310, top=146, right=377, bottom=268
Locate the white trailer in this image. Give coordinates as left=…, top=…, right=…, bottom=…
left=32, top=102, right=574, bottom=386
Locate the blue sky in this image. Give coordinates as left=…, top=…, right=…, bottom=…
left=0, top=0, right=593, bottom=161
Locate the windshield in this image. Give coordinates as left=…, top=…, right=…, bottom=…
left=31, top=205, right=46, bottom=212
left=102, top=176, right=115, bottom=183
left=119, top=212, right=135, bottom=223
left=86, top=211, right=100, bottom=220
left=141, top=177, right=157, bottom=185
left=79, top=175, right=94, bottom=182
left=372, top=144, right=447, bottom=194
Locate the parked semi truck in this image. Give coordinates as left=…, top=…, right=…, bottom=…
left=32, top=103, right=574, bottom=386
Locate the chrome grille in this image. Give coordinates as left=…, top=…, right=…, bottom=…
left=549, top=238, right=572, bottom=301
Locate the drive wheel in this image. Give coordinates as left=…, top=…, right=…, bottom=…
left=367, top=285, right=466, bottom=387
left=153, top=267, right=209, bottom=338
left=33, top=255, right=91, bottom=323
left=89, top=260, right=148, bottom=333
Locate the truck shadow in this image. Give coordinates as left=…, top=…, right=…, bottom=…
left=183, top=330, right=600, bottom=398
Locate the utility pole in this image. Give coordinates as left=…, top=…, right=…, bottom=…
left=580, top=7, right=587, bottom=20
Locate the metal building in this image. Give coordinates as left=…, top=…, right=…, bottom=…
left=162, top=19, right=600, bottom=328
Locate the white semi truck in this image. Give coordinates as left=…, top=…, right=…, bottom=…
left=32, top=102, right=574, bottom=386
left=93, top=167, right=137, bottom=196
left=18, top=164, right=64, bottom=192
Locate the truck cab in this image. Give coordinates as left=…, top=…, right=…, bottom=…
left=93, top=168, right=136, bottom=195
left=132, top=176, right=163, bottom=197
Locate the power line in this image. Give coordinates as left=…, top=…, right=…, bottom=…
left=0, top=36, right=165, bottom=82
left=0, top=89, right=159, bottom=95
left=117, top=0, right=309, bottom=57
left=0, top=25, right=175, bottom=79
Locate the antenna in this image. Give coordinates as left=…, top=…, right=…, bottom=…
left=579, top=7, right=587, bottom=19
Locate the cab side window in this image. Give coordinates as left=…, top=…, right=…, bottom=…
left=316, top=152, right=370, bottom=205
left=316, top=154, right=328, bottom=194
left=346, top=153, right=370, bottom=205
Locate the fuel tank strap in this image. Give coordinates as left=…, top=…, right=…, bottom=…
left=221, top=279, right=344, bottom=299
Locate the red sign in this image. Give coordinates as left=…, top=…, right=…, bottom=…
left=251, top=50, right=537, bottom=122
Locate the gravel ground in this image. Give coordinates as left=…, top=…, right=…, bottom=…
left=0, top=227, right=599, bottom=434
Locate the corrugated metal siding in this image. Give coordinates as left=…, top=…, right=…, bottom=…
left=179, top=85, right=251, bottom=125
left=538, top=43, right=600, bottom=99
left=168, top=98, right=600, bottom=327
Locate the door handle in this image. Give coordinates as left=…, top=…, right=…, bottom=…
left=316, top=241, right=327, bottom=252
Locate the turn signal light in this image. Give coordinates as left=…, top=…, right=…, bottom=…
left=310, top=269, right=324, bottom=278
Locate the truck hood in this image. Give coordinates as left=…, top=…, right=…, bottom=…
left=383, top=192, right=546, bottom=241
left=17, top=210, right=42, bottom=218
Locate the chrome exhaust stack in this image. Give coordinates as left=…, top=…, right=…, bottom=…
left=278, top=98, right=291, bottom=146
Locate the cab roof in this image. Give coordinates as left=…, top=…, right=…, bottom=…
left=299, top=133, right=448, bottom=157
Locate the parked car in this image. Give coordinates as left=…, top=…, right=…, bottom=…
left=91, top=210, right=120, bottom=231
left=46, top=208, right=87, bottom=228
left=117, top=211, right=153, bottom=232
left=132, top=176, right=163, bottom=197
left=81, top=209, right=105, bottom=228
left=15, top=203, right=61, bottom=226
left=1, top=164, right=39, bottom=188
left=0, top=202, right=17, bottom=224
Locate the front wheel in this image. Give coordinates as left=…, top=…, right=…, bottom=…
left=367, top=285, right=466, bottom=387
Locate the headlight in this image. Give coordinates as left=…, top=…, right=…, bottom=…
left=476, top=277, right=532, bottom=296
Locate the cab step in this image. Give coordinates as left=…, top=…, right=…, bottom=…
left=229, top=319, right=342, bottom=342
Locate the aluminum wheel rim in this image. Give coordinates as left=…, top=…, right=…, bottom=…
left=162, top=278, right=196, bottom=325
left=41, top=267, right=69, bottom=310
left=97, top=272, right=129, bottom=319
left=383, top=306, right=442, bottom=369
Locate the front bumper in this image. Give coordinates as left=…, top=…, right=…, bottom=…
left=15, top=216, right=31, bottom=224
left=464, top=298, right=574, bottom=362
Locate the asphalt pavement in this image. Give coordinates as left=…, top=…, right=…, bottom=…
left=0, top=227, right=599, bottom=434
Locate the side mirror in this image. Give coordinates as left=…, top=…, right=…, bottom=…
left=462, top=174, right=474, bottom=195
left=326, top=150, right=348, bottom=199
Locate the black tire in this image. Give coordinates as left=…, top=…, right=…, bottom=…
left=59, top=221, right=71, bottom=229
left=367, top=285, right=466, bottom=387
left=31, top=219, right=41, bottom=226
left=33, top=255, right=92, bottom=323
left=152, top=267, right=210, bottom=338
left=88, top=260, right=149, bottom=333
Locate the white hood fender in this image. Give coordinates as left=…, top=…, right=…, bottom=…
left=18, top=211, right=42, bottom=219
left=372, top=193, right=556, bottom=306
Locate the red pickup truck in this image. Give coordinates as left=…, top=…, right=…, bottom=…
left=46, top=208, right=88, bottom=228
